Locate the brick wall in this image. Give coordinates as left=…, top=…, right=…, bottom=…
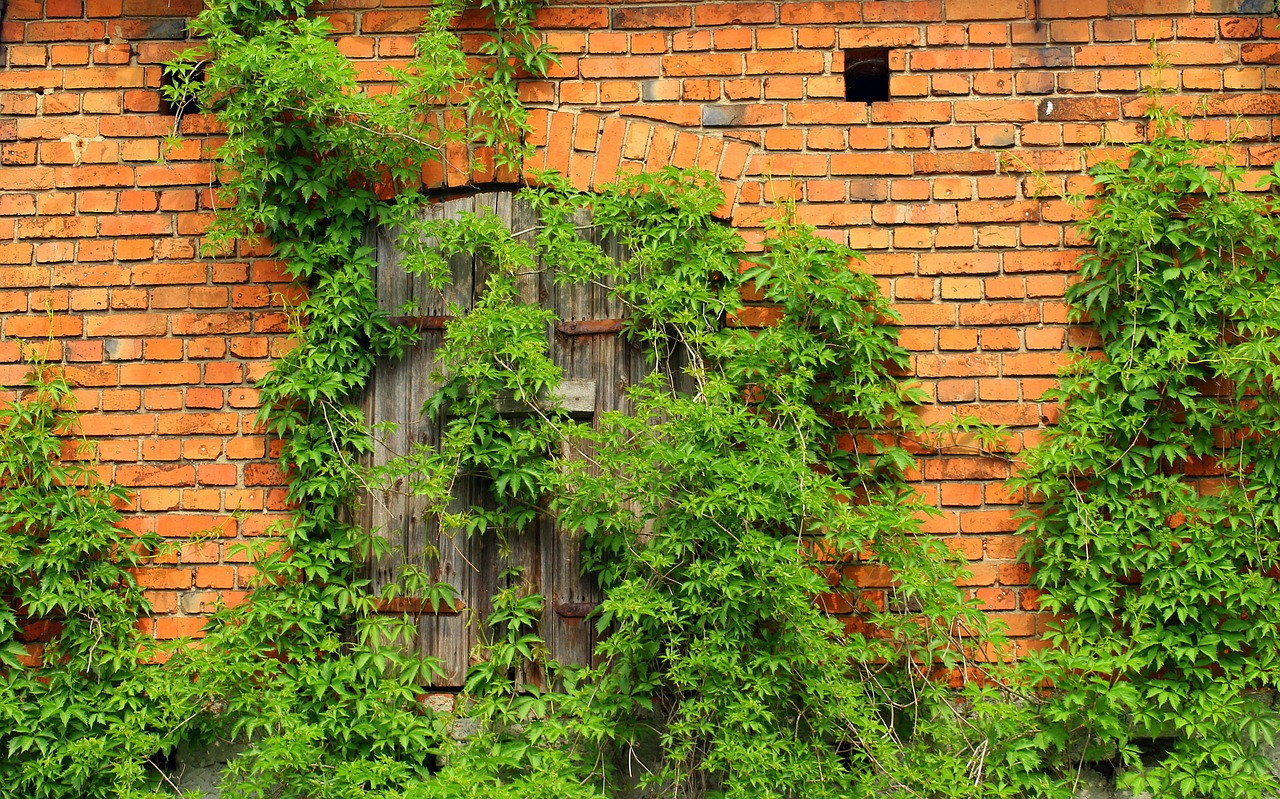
left=2, top=0, right=1278, bottom=650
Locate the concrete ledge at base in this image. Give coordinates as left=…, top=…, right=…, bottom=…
left=166, top=737, right=1280, bottom=798
left=172, top=739, right=244, bottom=799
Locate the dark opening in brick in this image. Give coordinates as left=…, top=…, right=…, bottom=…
left=158, top=60, right=205, bottom=118
left=843, top=48, right=890, bottom=104
left=0, top=0, right=8, bottom=67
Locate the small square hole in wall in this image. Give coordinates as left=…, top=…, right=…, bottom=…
left=158, top=61, right=205, bottom=118
left=843, top=48, right=890, bottom=104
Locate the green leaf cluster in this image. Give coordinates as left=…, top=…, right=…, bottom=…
left=0, top=360, right=174, bottom=799
left=4, top=0, right=1050, bottom=793
left=379, top=169, right=1041, bottom=797
left=1015, top=98, right=1280, bottom=795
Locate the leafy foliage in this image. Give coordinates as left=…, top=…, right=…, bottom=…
left=17, top=0, right=1244, bottom=795
left=375, top=169, right=1040, bottom=797
left=0, top=361, right=172, bottom=799
left=128, top=0, right=556, bottom=794
left=1014, top=95, right=1280, bottom=796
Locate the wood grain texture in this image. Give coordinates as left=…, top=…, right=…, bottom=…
left=361, top=191, right=659, bottom=687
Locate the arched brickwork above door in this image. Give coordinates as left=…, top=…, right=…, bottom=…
left=419, top=109, right=756, bottom=222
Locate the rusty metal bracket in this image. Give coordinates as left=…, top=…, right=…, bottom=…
left=390, top=317, right=627, bottom=336
left=555, top=602, right=598, bottom=619
left=373, top=596, right=464, bottom=615
left=555, top=319, right=626, bottom=336
left=387, top=315, right=451, bottom=331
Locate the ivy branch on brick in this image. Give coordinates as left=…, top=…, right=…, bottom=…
left=145, top=0, right=1041, bottom=795
left=1015, top=86, right=1280, bottom=797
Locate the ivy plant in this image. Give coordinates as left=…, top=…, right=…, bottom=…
left=1015, top=94, right=1280, bottom=797
left=0, top=360, right=173, bottom=799
left=3, top=0, right=1190, bottom=792
left=137, top=0, right=556, bottom=794
left=368, top=169, right=1043, bottom=798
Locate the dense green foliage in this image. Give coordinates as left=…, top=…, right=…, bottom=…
left=11, top=0, right=1280, bottom=794
left=1, top=1, right=545, bottom=797
left=162, top=0, right=1029, bottom=794
left=0, top=364, right=167, bottom=798
left=1015, top=99, right=1280, bottom=795
left=164, top=0, right=1031, bottom=792
left=373, top=169, right=1032, bottom=797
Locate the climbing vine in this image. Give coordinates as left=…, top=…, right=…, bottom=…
left=0, top=357, right=208, bottom=798
left=1015, top=92, right=1280, bottom=797
left=22, top=1, right=1280, bottom=797
left=368, top=169, right=1041, bottom=796
left=3, top=2, right=551, bottom=797
left=161, top=0, right=1032, bottom=793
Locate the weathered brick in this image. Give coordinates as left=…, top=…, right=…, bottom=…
left=2, top=0, right=1271, bottom=654
left=945, top=0, right=1026, bottom=19
left=1037, top=96, right=1121, bottom=121
left=780, top=2, right=862, bottom=24
left=612, top=6, right=690, bottom=28
left=694, top=4, right=776, bottom=25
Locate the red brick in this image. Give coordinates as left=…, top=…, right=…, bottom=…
left=152, top=617, right=207, bottom=639
left=974, top=587, right=1017, bottom=610
left=5, top=314, right=83, bottom=338
left=839, top=26, right=922, bottom=48
left=780, top=2, right=861, bottom=24
left=195, top=566, right=235, bottom=589
left=360, top=10, right=427, bottom=32
left=242, top=463, right=285, bottom=486
left=916, top=353, right=999, bottom=377
left=26, top=21, right=108, bottom=41
left=1038, top=0, right=1105, bottom=16
left=132, top=567, right=192, bottom=589
left=863, top=1, right=941, bottom=22
left=694, top=4, right=776, bottom=25
left=910, top=49, right=991, bottom=71
left=62, top=67, right=145, bottom=89
left=119, top=363, right=200, bottom=385
left=116, top=464, right=196, bottom=487
left=1113, top=0, right=1191, bottom=12
left=914, top=152, right=999, bottom=174
left=919, top=252, right=1000, bottom=275
left=960, top=303, right=1042, bottom=325
left=786, top=102, right=870, bottom=125
left=135, top=163, right=214, bottom=186
left=5, top=166, right=56, bottom=190
left=50, top=45, right=90, bottom=66
left=159, top=412, right=239, bottom=435
left=662, top=54, right=744, bottom=76
left=534, top=7, right=608, bottom=28
left=612, top=6, right=690, bottom=28
left=954, top=101, right=1038, bottom=123
left=945, top=0, right=1025, bottom=18
left=579, top=56, right=661, bottom=78
left=744, top=52, right=825, bottom=74
left=756, top=28, right=794, bottom=49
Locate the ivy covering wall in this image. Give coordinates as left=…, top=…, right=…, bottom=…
left=3, top=2, right=1280, bottom=798
left=1015, top=87, right=1280, bottom=798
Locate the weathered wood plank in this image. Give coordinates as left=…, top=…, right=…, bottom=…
left=419, top=194, right=484, bottom=686
left=367, top=224, right=411, bottom=597
left=365, top=189, right=654, bottom=687
left=492, top=379, right=597, bottom=416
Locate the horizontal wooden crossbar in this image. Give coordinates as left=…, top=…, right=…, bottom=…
left=388, top=317, right=626, bottom=337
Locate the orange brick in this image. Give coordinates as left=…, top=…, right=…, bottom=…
left=152, top=616, right=207, bottom=639
left=195, top=566, right=235, bottom=589
left=132, top=567, right=192, bottom=589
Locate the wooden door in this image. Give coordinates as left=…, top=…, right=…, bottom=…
left=360, top=190, right=652, bottom=688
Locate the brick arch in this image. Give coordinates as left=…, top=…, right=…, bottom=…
left=420, top=110, right=755, bottom=221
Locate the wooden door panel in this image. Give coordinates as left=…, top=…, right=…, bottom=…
left=363, top=191, right=637, bottom=687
